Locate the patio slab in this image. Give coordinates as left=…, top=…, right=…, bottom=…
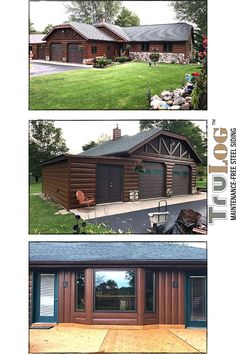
left=70, top=192, right=207, bottom=220
left=30, top=324, right=207, bottom=353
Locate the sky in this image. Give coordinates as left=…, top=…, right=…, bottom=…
left=30, top=1, right=177, bottom=32
left=53, top=120, right=207, bottom=154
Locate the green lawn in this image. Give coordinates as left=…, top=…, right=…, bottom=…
left=30, top=62, right=201, bottom=110
left=29, top=183, right=113, bottom=234
left=196, top=177, right=207, bottom=189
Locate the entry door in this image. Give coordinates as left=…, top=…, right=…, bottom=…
left=186, top=275, right=207, bottom=327
left=96, top=164, right=123, bottom=204
left=34, top=272, right=58, bottom=323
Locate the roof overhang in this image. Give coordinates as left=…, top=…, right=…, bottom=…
left=95, top=23, right=129, bottom=42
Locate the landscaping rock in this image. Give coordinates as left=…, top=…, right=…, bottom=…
left=150, top=98, right=163, bottom=110
left=180, top=103, right=190, bottom=110
left=173, top=97, right=185, bottom=106
left=160, top=90, right=173, bottom=101
left=169, top=105, right=181, bottom=110
left=158, top=102, right=170, bottom=110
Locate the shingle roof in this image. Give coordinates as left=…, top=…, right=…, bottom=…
left=30, top=242, right=206, bottom=263
left=30, top=34, right=46, bottom=44
left=122, top=22, right=193, bottom=42
left=96, top=23, right=130, bottom=41
left=69, top=22, right=115, bottom=41
left=80, top=127, right=162, bottom=157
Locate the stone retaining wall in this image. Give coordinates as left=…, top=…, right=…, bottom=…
left=129, top=52, right=190, bottom=64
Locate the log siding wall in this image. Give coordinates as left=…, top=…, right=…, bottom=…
left=130, top=41, right=191, bottom=58
left=30, top=267, right=190, bottom=326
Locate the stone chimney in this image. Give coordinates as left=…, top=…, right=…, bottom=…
left=113, top=124, right=121, bottom=141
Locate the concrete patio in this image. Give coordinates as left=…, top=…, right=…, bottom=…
left=70, top=192, right=207, bottom=219
left=30, top=324, right=207, bottom=353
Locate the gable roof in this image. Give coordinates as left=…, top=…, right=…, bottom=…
left=43, top=22, right=193, bottom=43
left=30, top=242, right=206, bottom=264
left=80, top=127, right=162, bottom=157
left=122, top=23, right=193, bottom=42
left=96, top=22, right=130, bottom=41
left=30, top=34, right=46, bottom=44
left=43, top=22, right=115, bottom=42
left=80, top=127, right=201, bottom=163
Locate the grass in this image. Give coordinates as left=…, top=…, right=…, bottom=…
left=29, top=183, right=113, bottom=234
left=30, top=62, right=202, bottom=110
left=196, top=177, right=207, bottom=189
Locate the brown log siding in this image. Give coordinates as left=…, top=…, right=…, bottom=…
left=42, top=160, right=69, bottom=209
left=30, top=268, right=186, bottom=326
left=131, top=41, right=191, bottom=57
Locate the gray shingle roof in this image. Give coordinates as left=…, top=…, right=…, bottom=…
left=80, top=127, right=162, bottom=157
left=30, top=242, right=206, bottom=263
left=69, top=22, right=115, bottom=41
left=30, top=34, right=46, bottom=44
left=96, top=23, right=130, bottom=41
left=122, top=22, right=193, bottom=42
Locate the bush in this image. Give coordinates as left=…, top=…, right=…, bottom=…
left=115, top=56, right=131, bottom=63
left=93, top=57, right=112, bottom=68
left=149, top=51, right=160, bottom=62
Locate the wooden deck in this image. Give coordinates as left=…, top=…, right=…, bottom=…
left=30, top=324, right=207, bottom=353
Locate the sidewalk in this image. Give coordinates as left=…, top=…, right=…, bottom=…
left=30, top=59, right=93, bottom=68
left=70, top=192, right=207, bottom=220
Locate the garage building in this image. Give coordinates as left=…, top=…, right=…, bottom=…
left=41, top=126, right=201, bottom=209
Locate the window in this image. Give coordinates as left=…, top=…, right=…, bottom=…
left=163, top=43, right=173, bottom=52
left=141, top=43, right=150, bottom=52
left=94, top=270, right=136, bottom=311
left=75, top=271, right=85, bottom=311
left=145, top=271, right=155, bottom=312
left=92, top=46, right=97, bottom=54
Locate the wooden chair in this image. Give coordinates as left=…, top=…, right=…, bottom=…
left=75, top=190, right=95, bottom=208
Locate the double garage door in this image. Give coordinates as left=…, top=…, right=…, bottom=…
left=139, top=162, right=191, bottom=199
left=50, top=44, right=84, bottom=63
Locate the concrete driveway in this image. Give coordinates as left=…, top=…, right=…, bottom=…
left=30, top=324, right=207, bottom=353
left=30, top=61, right=92, bottom=77
left=87, top=199, right=207, bottom=233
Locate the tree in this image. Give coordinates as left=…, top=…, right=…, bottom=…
left=115, top=6, right=140, bottom=27
left=139, top=120, right=207, bottom=165
left=65, top=1, right=122, bottom=24
left=82, top=133, right=111, bottom=151
left=42, top=24, right=54, bottom=34
left=29, top=20, right=37, bottom=34
left=170, top=1, right=207, bottom=35
left=29, top=121, right=69, bottom=182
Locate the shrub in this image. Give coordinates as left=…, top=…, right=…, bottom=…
left=149, top=51, right=160, bottom=62
left=93, top=57, right=112, bottom=68
left=115, top=56, right=131, bottom=63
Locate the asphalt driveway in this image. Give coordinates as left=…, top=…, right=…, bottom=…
left=88, top=199, right=207, bottom=234
left=30, top=62, right=92, bottom=77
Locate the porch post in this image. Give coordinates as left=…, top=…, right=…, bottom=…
left=137, top=268, right=145, bottom=325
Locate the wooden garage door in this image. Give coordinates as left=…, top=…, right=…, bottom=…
left=139, top=162, right=165, bottom=199
left=96, top=164, right=123, bottom=204
left=51, top=44, right=63, bottom=62
left=68, top=44, right=84, bottom=64
left=37, top=45, right=45, bottom=60
left=173, top=165, right=190, bottom=195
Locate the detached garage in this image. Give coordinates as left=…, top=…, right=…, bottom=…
left=42, top=126, right=201, bottom=209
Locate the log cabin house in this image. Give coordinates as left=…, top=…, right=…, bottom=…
left=41, top=126, right=201, bottom=210
left=29, top=242, right=207, bottom=327
left=30, top=22, right=194, bottom=62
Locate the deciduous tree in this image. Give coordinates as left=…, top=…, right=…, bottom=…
left=65, top=1, right=122, bottom=24
left=115, top=6, right=140, bottom=27
left=29, top=121, right=69, bottom=182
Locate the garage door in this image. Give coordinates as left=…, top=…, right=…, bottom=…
left=96, top=164, right=123, bottom=204
left=37, top=45, right=45, bottom=60
left=51, top=44, right=63, bottom=62
left=68, top=44, right=84, bottom=63
left=139, top=162, right=165, bottom=199
left=173, top=165, right=191, bottom=195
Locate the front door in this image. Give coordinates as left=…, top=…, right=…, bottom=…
left=34, top=272, right=58, bottom=323
left=96, top=164, right=123, bottom=204
left=186, top=275, right=207, bottom=327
